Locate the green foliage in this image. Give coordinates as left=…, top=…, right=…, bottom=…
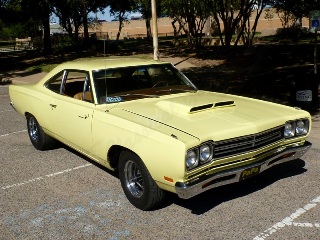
left=1, top=23, right=25, bottom=39
left=162, top=0, right=211, bottom=48
left=270, top=0, right=320, bottom=19
left=26, top=63, right=58, bottom=73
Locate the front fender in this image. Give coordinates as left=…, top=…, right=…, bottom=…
left=92, top=110, right=189, bottom=187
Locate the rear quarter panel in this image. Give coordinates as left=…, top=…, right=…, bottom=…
left=9, top=84, right=53, bottom=133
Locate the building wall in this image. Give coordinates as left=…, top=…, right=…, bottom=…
left=80, top=9, right=310, bottom=39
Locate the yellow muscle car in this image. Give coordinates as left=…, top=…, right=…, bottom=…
left=9, top=58, right=312, bottom=210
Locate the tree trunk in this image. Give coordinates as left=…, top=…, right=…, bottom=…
left=145, top=18, right=152, bottom=41
left=116, top=13, right=125, bottom=41
left=42, top=13, right=51, bottom=55
left=83, top=13, right=90, bottom=46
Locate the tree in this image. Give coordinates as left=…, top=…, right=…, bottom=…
left=162, top=0, right=211, bottom=48
left=210, top=0, right=257, bottom=47
left=109, top=0, right=137, bottom=40
left=239, top=0, right=270, bottom=47
left=53, top=0, right=82, bottom=43
left=0, top=0, right=51, bottom=53
left=269, top=0, right=320, bottom=29
left=21, top=0, right=53, bottom=54
left=79, top=0, right=107, bottom=46
left=137, top=0, right=162, bottom=41
left=0, top=0, right=9, bottom=8
left=53, top=0, right=108, bottom=45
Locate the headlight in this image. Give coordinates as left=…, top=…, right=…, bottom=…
left=199, top=144, right=213, bottom=163
left=186, top=142, right=214, bottom=171
left=186, top=149, right=198, bottom=170
left=296, top=120, right=309, bottom=136
left=284, top=122, right=295, bottom=138
left=284, top=119, right=309, bottom=138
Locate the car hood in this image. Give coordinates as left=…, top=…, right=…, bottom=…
left=109, top=91, right=309, bottom=142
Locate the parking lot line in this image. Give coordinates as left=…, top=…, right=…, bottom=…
left=0, top=110, right=13, bottom=113
left=1, top=163, right=92, bottom=190
left=253, top=195, right=320, bottom=239
left=292, top=222, right=320, bottom=228
left=0, top=130, right=27, bottom=137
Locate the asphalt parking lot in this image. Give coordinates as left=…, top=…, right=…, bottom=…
left=1, top=72, right=320, bottom=240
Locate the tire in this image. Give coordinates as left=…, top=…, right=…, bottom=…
left=118, top=151, right=165, bottom=211
left=26, top=114, right=56, bottom=150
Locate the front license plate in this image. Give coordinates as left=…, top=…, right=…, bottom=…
left=240, top=166, right=261, bottom=181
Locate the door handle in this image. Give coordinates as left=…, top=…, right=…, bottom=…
left=78, top=114, right=89, bottom=119
left=50, top=104, right=57, bottom=108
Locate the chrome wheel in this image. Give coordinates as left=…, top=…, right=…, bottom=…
left=119, top=151, right=165, bottom=210
left=28, top=116, right=39, bottom=142
left=124, top=160, right=144, bottom=198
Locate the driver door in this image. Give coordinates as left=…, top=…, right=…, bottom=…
left=46, top=70, right=95, bottom=152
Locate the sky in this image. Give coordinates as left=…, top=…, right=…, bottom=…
left=91, top=7, right=113, bottom=21
left=51, top=7, right=141, bottom=23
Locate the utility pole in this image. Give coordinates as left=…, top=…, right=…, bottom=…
left=315, top=30, right=318, bottom=75
left=151, top=0, right=159, bottom=60
left=316, top=0, right=318, bottom=75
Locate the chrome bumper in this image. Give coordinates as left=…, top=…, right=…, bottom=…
left=175, top=141, right=312, bottom=199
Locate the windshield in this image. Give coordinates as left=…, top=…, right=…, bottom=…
left=92, top=64, right=197, bottom=104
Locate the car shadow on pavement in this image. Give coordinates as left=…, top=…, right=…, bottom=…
left=60, top=142, right=307, bottom=214
left=60, top=144, right=120, bottom=178
left=167, top=159, right=306, bottom=214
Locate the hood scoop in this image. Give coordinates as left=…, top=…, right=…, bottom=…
left=214, top=100, right=235, bottom=108
left=190, top=101, right=235, bottom=113
left=156, top=96, right=235, bottom=115
left=190, top=104, right=214, bottom=112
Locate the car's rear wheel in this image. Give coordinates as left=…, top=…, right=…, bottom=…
left=118, top=151, right=165, bottom=210
left=26, top=114, right=56, bottom=150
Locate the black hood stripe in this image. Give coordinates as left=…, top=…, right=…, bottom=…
left=122, top=109, right=200, bottom=141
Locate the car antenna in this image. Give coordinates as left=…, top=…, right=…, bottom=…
left=105, top=60, right=109, bottom=112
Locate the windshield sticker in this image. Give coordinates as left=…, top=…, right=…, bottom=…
left=105, top=96, right=123, bottom=103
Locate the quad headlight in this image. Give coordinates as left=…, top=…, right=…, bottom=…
left=186, top=142, right=214, bottom=171
left=284, top=119, right=309, bottom=138
left=186, top=150, right=198, bottom=170
left=199, top=144, right=213, bottom=163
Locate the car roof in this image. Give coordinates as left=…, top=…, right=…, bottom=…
left=38, top=58, right=172, bottom=85
left=53, top=58, right=170, bottom=72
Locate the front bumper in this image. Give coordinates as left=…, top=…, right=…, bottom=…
left=175, top=141, right=312, bottom=199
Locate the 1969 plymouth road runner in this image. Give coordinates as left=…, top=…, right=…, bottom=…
left=9, top=58, right=312, bottom=210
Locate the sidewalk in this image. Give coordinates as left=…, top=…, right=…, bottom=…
left=9, top=71, right=47, bottom=85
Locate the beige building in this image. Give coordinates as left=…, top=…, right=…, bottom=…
left=83, top=10, right=310, bottom=40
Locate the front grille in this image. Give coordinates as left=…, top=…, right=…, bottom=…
left=213, top=126, right=283, bottom=158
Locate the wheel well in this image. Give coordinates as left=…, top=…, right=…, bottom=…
left=25, top=112, right=31, bottom=118
left=108, top=145, right=131, bottom=170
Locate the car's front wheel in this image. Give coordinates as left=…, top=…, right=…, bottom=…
left=118, top=151, right=165, bottom=210
left=26, top=114, right=56, bottom=150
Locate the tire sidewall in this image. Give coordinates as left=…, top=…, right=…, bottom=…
left=27, top=114, right=44, bottom=150
left=118, top=151, right=153, bottom=210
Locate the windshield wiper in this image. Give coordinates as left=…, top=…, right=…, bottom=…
left=116, top=93, right=160, bottom=98
left=156, top=89, right=197, bottom=93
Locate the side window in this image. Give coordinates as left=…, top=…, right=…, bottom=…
left=64, top=71, right=93, bottom=103
left=46, top=71, right=64, bottom=94
left=45, top=70, right=93, bottom=103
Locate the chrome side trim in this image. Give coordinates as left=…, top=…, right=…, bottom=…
left=10, top=102, right=16, bottom=111
left=175, top=141, right=312, bottom=199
